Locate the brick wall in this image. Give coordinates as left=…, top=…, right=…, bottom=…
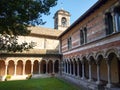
left=60, top=0, right=118, bottom=53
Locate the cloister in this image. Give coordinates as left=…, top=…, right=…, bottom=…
left=0, top=58, right=60, bottom=76
left=62, top=49, right=120, bottom=87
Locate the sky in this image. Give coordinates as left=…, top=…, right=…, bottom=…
left=40, top=0, right=98, bottom=29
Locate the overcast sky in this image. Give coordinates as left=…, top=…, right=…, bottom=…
left=40, top=0, right=98, bottom=29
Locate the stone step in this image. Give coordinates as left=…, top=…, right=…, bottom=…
left=10, top=75, right=27, bottom=80
left=32, top=74, right=51, bottom=78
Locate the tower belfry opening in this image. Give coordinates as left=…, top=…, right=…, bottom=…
left=53, top=9, right=70, bottom=31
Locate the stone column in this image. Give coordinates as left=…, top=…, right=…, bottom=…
left=23, top=62, right=26, bottom=75
left=88, top=61, right=92, bottom=81
left=5, top=62, right=8, bottom=75
left=77, top=61, right=80, bottom=77
left=61, top=61, right=64, bottom=75
left=73, top=61, right=75, bottom=76
left=81, top=61, right=85, bottom=79
left=96, top=62, right=102, bottom=84
left=106, top=59, right=112, bottom=88
left=65, top=62, right=67, bottom=74
left=67, top=62, right=69, bottom=74
left=31, top=62, right=34, bottom=74
left=64, top=62, right=66, bottom=74
left=62, top=62, right=65, bottom=73
left=46, top=62, right=48, bottom=74
left=58, top=60, right=60, bottom=74
left=14, top=62, right=17, bottom=76
left=39, top=62, right=41, bottom=74
left=66, top=62, right=68, bottom=74
left=53, top=61, right=55, bottom=74
left=70, top=62, right=72, bottom=75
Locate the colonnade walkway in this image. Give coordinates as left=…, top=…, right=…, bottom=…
left=62, top=52, right=120, bottom=90
left=0, top=59, right=60, bottom=81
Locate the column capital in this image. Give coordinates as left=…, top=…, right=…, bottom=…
left=5, top=62, right=8, bottom=66
left=31, top=60, right=34, bottom=64
left=46, top=61, right=48, bottom=64
left=117, top=54, right=120, bottom=60
left=39, top=61, right=41, bottom=64
left=88, top=60, right=92, bottom=65
left=81, top=60, right=85, bottom=64
left=52, top=60, right=55, bottom=63
left=14, top=62, right=17, bottom=65
left=23, top=61, right=26, bottom=65
left=96, top=60, right=101, bottom=65
left=104, top=58, right=111, bottom=65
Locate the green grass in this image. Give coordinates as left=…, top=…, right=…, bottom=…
left=0, top=77, right=79, bottom=90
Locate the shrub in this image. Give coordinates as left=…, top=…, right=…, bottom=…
left=26, top=74, right=32, bottom=79
left=5, top=75, right=11, bottom=81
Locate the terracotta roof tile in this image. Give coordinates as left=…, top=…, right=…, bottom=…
left=28, top=26, right=63, bottom=37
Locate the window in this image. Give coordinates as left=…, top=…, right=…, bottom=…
left=84, top=27, right=87, bottom=43
left=114, top=6, right=120, bottom=32
left=67, top=37, right=72, bottom=49
left=105, top=13, right=114, bottom=35
left=80, top=30, right=84, bottom=45
left=55, top=18, right=58, bottom=29
left=61, top=17, right=67, bottom=27
left=80, top=27, right=87, bottom=45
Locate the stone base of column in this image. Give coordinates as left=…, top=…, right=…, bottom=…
left=77, top=76, right=81, bottom=79
left=106, top=83, right=114, bottom=88
left=81, top=77, right=86, bottom=80
left=96, top=80, right=102, bottom=85
left=88, top=79, right=93, bottom=82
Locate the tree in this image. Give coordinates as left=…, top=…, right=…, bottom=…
left=0, top=34, right=36, bottom=52
left=0, top=0, right=57, bottom=35
left=0, top=0, right=57, bottom=52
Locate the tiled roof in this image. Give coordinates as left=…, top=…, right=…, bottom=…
left=0, top=49, right=60, bottom=55
left=28, top=26, right=63, bottom=38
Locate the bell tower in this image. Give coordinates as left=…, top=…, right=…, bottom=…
left=54, top=9, right=70, bottom=31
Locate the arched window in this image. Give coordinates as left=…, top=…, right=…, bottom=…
left=80, top=27, right=87, bottom=45
left=67, top=37, right=72, bottom=50
left=80, top=30, right=84, bottom=45
left=105, top=12, right=114, bottom=35
left=55, top=18, right=58, bottom=29
left=61, top=17, right=67, bottom=27
left=84, top=27, right=87, bottom=43
left=114, top=6, right=120, bottom=32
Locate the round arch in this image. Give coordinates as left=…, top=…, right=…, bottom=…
left=105, top=48, right=119, bottom=59
left=48, top=60, right=53, bottom=74
left=33, top=60, right=39, bottom=74
left=17, top=60, right=23, bottom=75
left=40, top=60, right=46, bottom=74
left=89, top=56, right=97, bottom=81
left=25, top=60, right=31, bottom=74
left=96, top=54, right=108, bottom=84
left=8, top=60, right=15, bottom=75
left=77, top=58, right=82, bottom=77
left=107, top=52, right=120, bottom=84
left=54, top=60, right=59, bottom=73
left=81, top=56, right=89, bottom=79
left=0, top=60, right=5, bottom=76
left=73, top=58, right=77, bottom=76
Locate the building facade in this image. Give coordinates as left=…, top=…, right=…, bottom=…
left=59, top=0, right=120, bottom=90
left=54, top=9, right=70, bottom=31
left=0, top=26, right=63, bottom=80
left=0, top=9, right=71, bottom=81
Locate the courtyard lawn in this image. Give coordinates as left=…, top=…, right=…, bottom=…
left=0, top=77, right=79, bottom=90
